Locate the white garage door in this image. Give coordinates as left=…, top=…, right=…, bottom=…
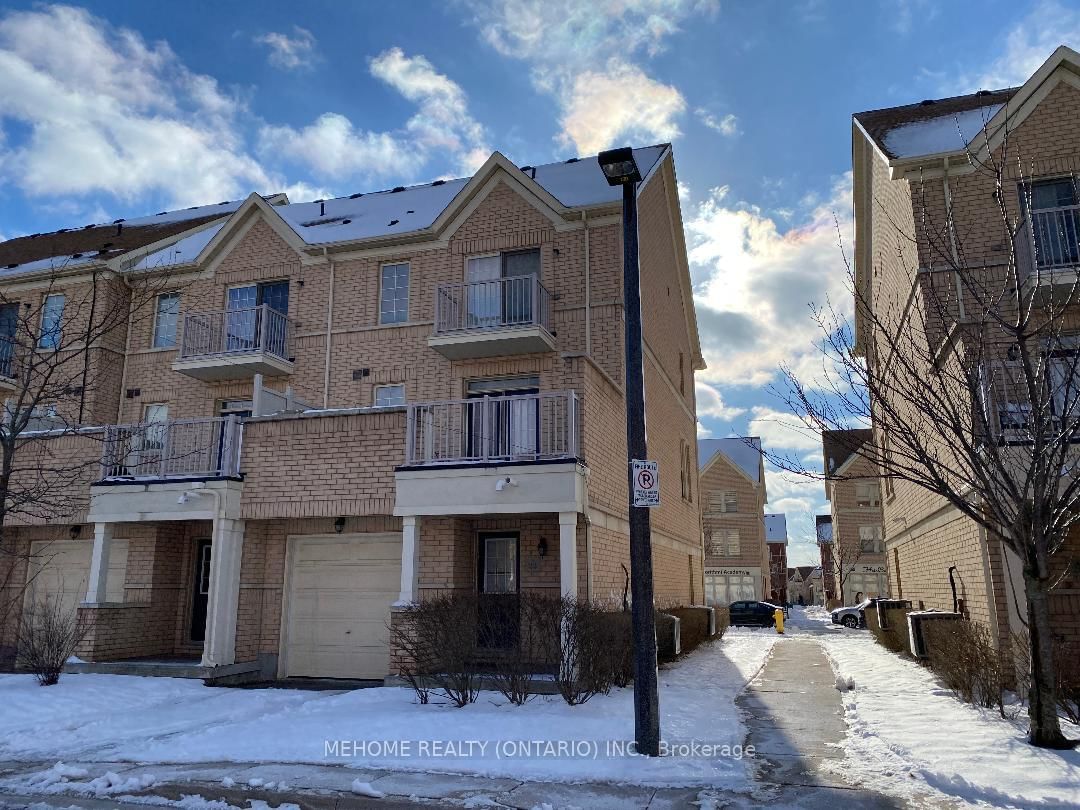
left=284, top=533, right=402, bottom=679
left=26, top=539, right=129, bottom=618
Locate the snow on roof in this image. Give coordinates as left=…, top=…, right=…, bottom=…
left=116, top=199, right=246, bottom=228
left=698, top=437, right=762, bottom=481
left=274, top=145, right=668, bottom=246
left=881, top=104, right=1003, bottom=159
left=276, top=179, right=470, bottom=245
left=0, top=251, right=103, bottom=279
left=131, top=222, right=226, bottom=270
left=764, top=513, right=788, bottom=542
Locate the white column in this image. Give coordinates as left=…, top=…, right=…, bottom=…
left=559, top=511, right=579, bottom=601
left=399, top=515, right=421, bottom=603
left=202, top=517, right=245, bottom=667
left=84, top=522, right=113, bottom=604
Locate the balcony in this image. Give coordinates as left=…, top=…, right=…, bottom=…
left=428, top=275, right=555, bottom=359
left=172, top=305, right=293, bottom=381
left=1015, top=205, right=1080, bottom=299
left=395, top=391, right=584, bottom=517
left=100, top=416, right=242, bottom=481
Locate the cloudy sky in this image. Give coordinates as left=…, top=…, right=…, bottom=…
left=1, top=0, right=1077, bottom=564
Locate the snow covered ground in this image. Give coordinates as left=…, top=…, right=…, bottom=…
left=798, top=607, right=1080, bottom=809
left=0, top=628, right=777, bottom=789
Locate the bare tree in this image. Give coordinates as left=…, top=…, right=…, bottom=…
left=0, top=258, right=175, bottom=661
left=819, top=536, right=865, bottom=606
left=772, top=119, right=1079, bottom=748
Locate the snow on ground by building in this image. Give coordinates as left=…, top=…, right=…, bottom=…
left=810, top=610, right=1080, bottom=808
left=0, top=629, right=776, bottom=789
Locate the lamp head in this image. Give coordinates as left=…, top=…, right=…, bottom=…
left=597, top=147, right=641, bottom=186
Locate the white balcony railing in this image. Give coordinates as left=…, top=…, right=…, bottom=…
left=1016, top=204, right=1080, bottom=277
left=179, top=305, right=291, bottom=361
left=433, top=275, right=552, bottom=336
left=100, top=416, right=242, bottom=479
left=405, top=390, right=578, bottom=465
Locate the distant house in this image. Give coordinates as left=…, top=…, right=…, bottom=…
left=787, top=565, right=819, bottom=606
left=765, top=513, right=788, bottom=604
left=815, top=514, right=836, bottom=604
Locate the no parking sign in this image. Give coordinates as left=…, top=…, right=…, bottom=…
left=632, top=459, right=660, bottom=507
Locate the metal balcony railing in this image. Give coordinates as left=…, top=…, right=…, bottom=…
left=1016, top=204, right=1080, bottom=278
left=178, top=305, right=291, bottom=361
left=405, top=390, right=579, bottom=465
left=100, top=416, right=242, bottom=479
left=433, top=275, right=552, bottom=336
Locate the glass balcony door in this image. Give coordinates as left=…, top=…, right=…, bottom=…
left=226, top=282, right=289, bottom=353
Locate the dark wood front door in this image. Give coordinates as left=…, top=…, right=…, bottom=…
left=190, top=539, right=212, bottom=642
left=477, top=533, right=520, bottom=649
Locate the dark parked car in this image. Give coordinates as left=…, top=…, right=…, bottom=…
left=728, top=600, right=781, bottom=627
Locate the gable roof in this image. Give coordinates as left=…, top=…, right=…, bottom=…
left=764, top=513, right=787, bottom=542
left=822, top=428, right=872, bottom=476
left=698, top=437, right=763, bottom=482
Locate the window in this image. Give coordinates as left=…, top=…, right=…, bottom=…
left=39, top=294, right=64, bottom=349
left=153, top=293, right=180, bottom=348
left=709, top=529, right=740, bottom=557
left=380, top=263, right=410, bottom=324
left=859, top=525, right=883, bottom=553
left=226, top=282, right=289, bottom=354
left=1024, top=178, right=1080, bottom=269
left=374, top=384, right=406, bottom=407
left=465, top=249, right=541, bottom=328
left=855, top=482, right=881, bottom=508
left=26, top=403, right=60, bottom=431
left=709, top=490, right=738, bottom=513
left=142, top=404, right=169, bottom=450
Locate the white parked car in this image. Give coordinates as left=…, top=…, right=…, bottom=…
left=831, top=598, right=874, bottom=629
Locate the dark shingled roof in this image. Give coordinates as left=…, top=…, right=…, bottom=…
left=854, top=87, right=1018, bottom=160
left=822, top=428, right=873, bottom=475
left=0, top=214, right=229, bottom=269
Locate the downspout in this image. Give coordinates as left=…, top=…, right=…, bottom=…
left=942, top=157, right=967, bottom=320
left=115, top=275, right=136, bottom=424
left=948, top=565, right=959, bottom=614
left=582, top=210, right=592, bottom=357
left=322, top=248, right=335, bottom=408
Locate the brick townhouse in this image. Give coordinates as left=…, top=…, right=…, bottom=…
left=697, top=438, right=770, bottom=605
left=822, top=429, right=887, bottom=603
left=815, top=514, right=835, bottom=604
left=0, top=144, right=706, bottom=681
left=852, top=47, right=1080, bottom=649
left=765, top=512, right=788, bottom=604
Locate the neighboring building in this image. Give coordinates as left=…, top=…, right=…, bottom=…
left=815, top=514, right=836, bottom=604
left=765, top=513, right=788, bottom=604
left=853, top=47, right=1080, bottom=649
left=787, top=565, right=818, bottom=606
left=822, top=429, right=887, bottom=602
left=0, top=144, right=706, bottom=680
left=698, top=438, right=770, bottom=605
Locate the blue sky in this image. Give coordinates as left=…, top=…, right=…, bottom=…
left=1, top=0, right=1078, bottom=564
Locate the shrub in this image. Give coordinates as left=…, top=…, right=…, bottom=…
left=1055, top=638, right=1080, bottom=725
left=714, top=607, right=730, bottom=637
left=16, top=594, right=88, bottom=687
left=666, top=607, right=712, bottom=656
left=922, top=619, right=1007, bottom=717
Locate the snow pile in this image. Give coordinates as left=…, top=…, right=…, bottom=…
left=0, top=632, right=775, bottom=788
left=834, top=675, right=855, bottom=693
left=88, top=770, right=157, bottom=794
left=820, top=631, right=1080, bottom=807
left=350, top=779, right=385, bottom=797
left=25, top=762, right=89, bottom=788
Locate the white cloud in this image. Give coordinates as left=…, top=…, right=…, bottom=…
left=465, top=0, right=714, bottom=152
left=695, top=380, right=746, bottom=422
left=254, top=26, right=319, bottom=71
left=260, top=48, right=490, bottom=180
left=748, top=406, right=822, bottom=454
left=0, top=5, right=270, bottom=207
left=686, top=172, right=854, bottom=387
left=959, top=1, right=1080, bottom=91
left=696, top=109, right=739, bottom=137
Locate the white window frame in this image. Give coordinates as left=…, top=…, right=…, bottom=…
left=709, top=490, right=738, bottom=513
left=379, top=262, right=410, bottom=325
left=39, top=293, right=65, bottom=349
left=374, top=384, right=406, bottom=408
left=153, top=292, right=180, bottom=349
left=855, top=481, right=881, bottom=508
left=858, top=525, right=883, bottom=553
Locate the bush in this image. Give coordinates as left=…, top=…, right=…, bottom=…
left=714, top=607, right=730, bottom=637
left=923, top=619, right=1007, bottom=717
left=1055, top=638, right=1080, bottom=725
left=16, top=594, right=88, bottom=686
left=666, top=607, right=712, bottom=655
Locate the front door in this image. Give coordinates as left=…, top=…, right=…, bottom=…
left=477, top=533, right=519, bottom=649
left=190, top=539, right=212, bottom=643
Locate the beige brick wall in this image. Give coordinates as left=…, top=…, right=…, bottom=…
left=699, top=451, right=769, bottom=597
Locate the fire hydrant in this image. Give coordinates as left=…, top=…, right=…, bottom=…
left=774, top=608, right=785, bottom=635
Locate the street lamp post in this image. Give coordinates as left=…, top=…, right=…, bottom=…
left=597, top=147, right=660, bottom=757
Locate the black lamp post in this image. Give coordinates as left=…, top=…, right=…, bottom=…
left=598, top=146, right=660, bottom=757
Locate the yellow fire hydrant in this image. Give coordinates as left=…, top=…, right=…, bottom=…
left=774, top=608, right=785, bottom=635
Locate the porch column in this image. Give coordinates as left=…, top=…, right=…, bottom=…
left=202, top=517, right=245, bottom=667
left=399, top=515, right=421, bottom=603
left=559, top=511, right=578, bottom=600
left=84, top=522, right=114, bottom=604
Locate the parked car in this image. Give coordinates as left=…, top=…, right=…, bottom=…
left=831, top=598, right=874, bottom=629
left=729, top=600, right=781, bottom=627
